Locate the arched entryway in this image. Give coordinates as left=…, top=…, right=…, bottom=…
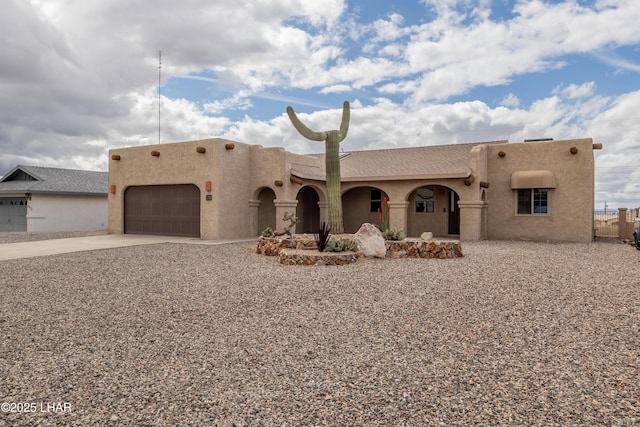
left=448, top=189, right=460, bottom=235
left=342, top=186, right=388, bottom=233
left=406, top=185, right=460, bottom=237
left=256, top=187, right=276, bottom=235
left=296, top=186, right=320, bottom=233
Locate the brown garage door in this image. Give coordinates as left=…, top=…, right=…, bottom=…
left=124, top=185, right=200, bottom=237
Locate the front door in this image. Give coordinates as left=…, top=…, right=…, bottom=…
left=448, top=190, right=460, bottom=235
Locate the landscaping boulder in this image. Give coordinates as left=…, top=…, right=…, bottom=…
left=355, top=223, right=387, bottom=258
left=420, top=231, right=434, bottom=241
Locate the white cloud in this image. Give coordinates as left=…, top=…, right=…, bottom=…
left=319, top=84, right=353, bottom=94
left=391, top=0, right=640, bottom=102
left=591, top=51, right=640, bottom=73
left=203, top=92, right=253, bottom=115
left=1, top=0, right=640, bottom=210
left=370, top=13, right=408, bottom=42
left=500, top=93, right=520, bottom=108
left=554, top=82, right=597, bottom=100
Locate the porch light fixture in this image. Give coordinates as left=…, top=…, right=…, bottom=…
left=110, top=185, right=116, bottom=194
left=205, top=181, right=212, bottom=192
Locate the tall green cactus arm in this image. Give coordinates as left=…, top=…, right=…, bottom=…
left=286, top=101, right=350, bottom=234
left=286, top=106, right=326, bottom=141
left=338, top=101, right=350, bottom=142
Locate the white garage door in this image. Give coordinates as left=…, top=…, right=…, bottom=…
left=0, top=198, right=28, bottom=232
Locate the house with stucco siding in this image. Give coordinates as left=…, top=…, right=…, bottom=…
left=107, top=137, right=599, bottom=242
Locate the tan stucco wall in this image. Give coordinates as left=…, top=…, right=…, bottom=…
left=342, top=186, right=388, bottom=233
left=109, top=138, right=326, bottom=239
left=406, top=186, right=450, bottom=237
left=110, top=139, right=269, bottom=239
left=108, top=136, right=596, bottom=242
left=339, top=180, right=474, bottom=238
left=257, top=188, right=277, bottom=234
left=484, top=138, right=595, bottom=242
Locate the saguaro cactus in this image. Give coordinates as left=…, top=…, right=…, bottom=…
left=287, top=101, right=350, bottom=233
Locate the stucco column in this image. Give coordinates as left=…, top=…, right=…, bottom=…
left=481, top=201, right=489, bottom=240
left=618, top=208, right=628, bottom=239
left=274, top=199, right=299, bottom=234
left=248, top=199, right=260, bottom=236
left=318, top=201, right=329, bottom=227
left=387, top=201, right=409, bottom=232
left=108, top=191, right=121, bottom=234
left=458, top=200, right=484, bottom=241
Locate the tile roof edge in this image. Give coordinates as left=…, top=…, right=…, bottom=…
left=338, top=140, right=508, bottom=155
left=342, top=170, right=472, bottom=182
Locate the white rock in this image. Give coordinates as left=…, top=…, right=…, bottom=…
left=355, top=223, right=387, bottom=258
left=420, top=232, right=434, bottom=241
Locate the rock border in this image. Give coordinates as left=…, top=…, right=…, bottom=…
left=386, top=238, right=464, bottom=259
left=256, top=236, right=463, bottom=265
left=278, top=249, right=361, bottom=266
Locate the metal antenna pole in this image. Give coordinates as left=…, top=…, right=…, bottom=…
left=158, top=50, right=162, bottom=145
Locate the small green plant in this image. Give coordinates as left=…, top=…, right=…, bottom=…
left=324, top=237, right=357, bottom=252
left=261, top=227, right=275, bottom=237
left=273, top=211, right=299, bottom=237
left=382, top=228, right=405, bottom=241
left=377, top=196, right=390, bottom=232
left=314, top=222, right=331, bottom=252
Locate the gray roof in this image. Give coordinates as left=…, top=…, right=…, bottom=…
left=0, top=165, right=108, bottom=196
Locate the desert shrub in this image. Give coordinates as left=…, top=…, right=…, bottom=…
left=382, top=228, right=405, bottom=241
left=261, top=227, right=275, bottom=237
left=324, top=237, right=357, bottom=252
left=314, top=222, right=331, bottom=252
left=377, top=196, right=390, bottom=232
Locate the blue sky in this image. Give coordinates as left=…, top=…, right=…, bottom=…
left=1, top=0, right=640, bottom=209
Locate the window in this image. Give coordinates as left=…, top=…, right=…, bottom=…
left=415, top=188, right=434, bottom=213
left=370, top=189, right=382, bottom=212
left=517, top=188, right=549, bottom=215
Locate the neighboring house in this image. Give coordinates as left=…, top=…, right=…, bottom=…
left=0, top=165, right=108, bottom=232
left=108, top=137, right=599, bottom=242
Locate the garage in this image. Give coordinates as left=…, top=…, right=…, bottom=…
left=0, top=197, right=28, bottom=232
left=124, top=185, right=200, bottom=237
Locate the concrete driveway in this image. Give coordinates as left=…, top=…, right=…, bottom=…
left=0, top=234, right=256, bottom=261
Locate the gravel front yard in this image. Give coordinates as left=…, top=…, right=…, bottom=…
left=0, top=230, right=108, bottom=245
left=1, top=238, right=639, bottom=426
